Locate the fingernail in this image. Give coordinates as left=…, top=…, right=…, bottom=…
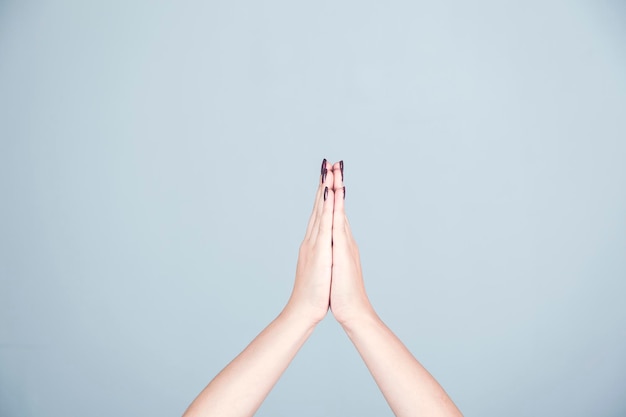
left=324, top=186, right=328, bottom=201
left=321, top=158, right=327, bottom=176
left=343, top=186, right=346, bottom=200
left=339, top=160, right=344, bottom=181
left=322, top=168, right=327, bottom=184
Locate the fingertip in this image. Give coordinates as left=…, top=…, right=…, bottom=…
left=339, top=160, right=344, bottom=181
left=323, top=162, right=334, bottom=188
left=320, top=158, right=335, bottom=186
left=332, top=161, right=343, bottom=190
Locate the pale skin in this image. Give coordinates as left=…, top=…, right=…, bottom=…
left=182, top=160, right=463, bottom=417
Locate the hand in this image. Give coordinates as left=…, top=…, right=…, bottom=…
left=184, top=159, right=462, bottom=417
left=329, top=161, right=374, bottom=326
left=284, top=159, right=335, bottom=324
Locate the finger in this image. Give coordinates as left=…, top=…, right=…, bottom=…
left=304, top=158, right=329, bottom=240
left=312, top=163, right=334, bottom=241
left=317, top=186, right=335, bottom=243
left=332, top=160, right=347, bottom=235
left=331, top=160, right=344, bottom=192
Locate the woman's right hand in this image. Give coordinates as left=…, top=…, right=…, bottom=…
left=284, top=159, right=335, bottom=325
left=329, top=161, right=375, bottom=326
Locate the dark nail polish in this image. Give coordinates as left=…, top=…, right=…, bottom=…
left=322, top=168, right=327, bottom=184
left=324, top=186, right=328, bottom=201
left=321, top=158, right=327, bottom=176
left=339, top=160, right=344, bottom=181
left=343, top=186, right=346, bottom=200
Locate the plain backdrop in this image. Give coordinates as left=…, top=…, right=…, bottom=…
left=1, top=1, right=625, bottom=416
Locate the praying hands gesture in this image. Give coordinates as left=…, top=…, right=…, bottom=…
left=182, top=160, right=463, bottom=417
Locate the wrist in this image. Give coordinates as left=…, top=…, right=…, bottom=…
left=281, top=301, right=327, bottom=329
left=336, top=304, right=378, bottom=331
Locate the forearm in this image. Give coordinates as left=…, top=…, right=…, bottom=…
left=342, top=311, right=462, bottom=417
left=183, top=307, right=318, bottom=417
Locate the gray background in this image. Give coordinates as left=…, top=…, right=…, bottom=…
left=1, top=1, right=625, bottom=416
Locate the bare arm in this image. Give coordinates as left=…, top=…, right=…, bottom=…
left=329, top=161, right=463, bottom=417
left=182, top=309, right=316, bottom=417
left=342, top=312, right=462, bottom=417
left=182, top=160, right=335, bottom=417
